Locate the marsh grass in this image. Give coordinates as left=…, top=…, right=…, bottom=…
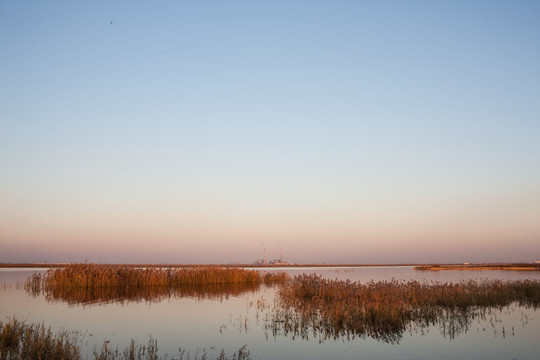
left=25, top=264, right=288, bottom=305
left=0, top=318, right=251, bottom=360
left=267, top=274, right=540, bottom=343
left=0, top=318, right=81, bottom=360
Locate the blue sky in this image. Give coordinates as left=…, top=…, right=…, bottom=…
left=1, top=1, right=539, bottom=263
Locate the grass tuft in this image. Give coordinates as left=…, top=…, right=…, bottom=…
left=0, top=318, right=81, bottom=360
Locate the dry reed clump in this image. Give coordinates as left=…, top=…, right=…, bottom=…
left=0, top=318, right=80, bottom=360
left=268, top=274, right=540, bottom=343
left=0, top=318, right=252, bottom=360
left=24, top=264, right=289, bottom=304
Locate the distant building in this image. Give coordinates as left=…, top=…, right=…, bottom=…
left=253, top=259, right=295, bottom=266
left=269, top=259, right=289, bottom=266
left=254, top=244, right=293, bottom=266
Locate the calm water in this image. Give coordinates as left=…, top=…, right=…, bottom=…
left=1, top=267, right=540, bottom=360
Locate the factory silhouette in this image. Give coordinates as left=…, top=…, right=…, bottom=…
left=254, top=244, right=294, bottom=266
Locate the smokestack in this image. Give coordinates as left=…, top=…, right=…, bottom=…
left=280, top=244, right=283, bottom=262
left=263, top=244, right=266, bottom=265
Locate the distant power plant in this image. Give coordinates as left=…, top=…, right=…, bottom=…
left=254, top=244, right=293, bottom=265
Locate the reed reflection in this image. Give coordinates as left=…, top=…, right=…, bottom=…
left=264, top=274, right=540, bottom=344
left=36, top=282, right=268, bottom=305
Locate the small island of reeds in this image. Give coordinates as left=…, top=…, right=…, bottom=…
left=25, top=263, right=289, bottom=305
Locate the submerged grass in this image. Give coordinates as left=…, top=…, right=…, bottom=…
left=0, top=318, right=251, bottom=360
left=268, top=274, right=540, bottom=343
left=25, top=263, right=288, bottom=304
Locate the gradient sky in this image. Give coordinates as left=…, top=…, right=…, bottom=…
left=1, top=1, right=539, bottom=264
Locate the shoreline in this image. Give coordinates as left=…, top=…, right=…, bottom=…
left=1, top=262, right=539, bottom=270
left=414, top=264, right=540, bottom=271
left=0, top=263, right=420, bottom=269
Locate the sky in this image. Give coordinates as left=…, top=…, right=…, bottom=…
left=1, top=1, right=539, bottom=264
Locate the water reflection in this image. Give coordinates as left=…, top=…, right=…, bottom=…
left=263, top=304, right=480, bottom=344
left=264, top=300, right=533, bottom=344
left=27, top=282, right=265, bottom=305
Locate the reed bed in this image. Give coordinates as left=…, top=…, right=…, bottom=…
left=267, top=274, right=540, bottom=343
left=28, top=263, right=289, bottom=287
left=25, top=263, right=288, bottom=304
left=0, top=318, right=251, bottom=360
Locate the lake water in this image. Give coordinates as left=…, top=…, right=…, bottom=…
left=1, top=266, right=540, bottom=360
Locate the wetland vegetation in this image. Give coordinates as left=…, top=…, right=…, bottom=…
left=265, top=274, right=540, bottom=343
left=24, top=264, right=288, bottom=305
left=26, top=263, right=289, bottom=287
left=0, top=318, right=252, bottom=360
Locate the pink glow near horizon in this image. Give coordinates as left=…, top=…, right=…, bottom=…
left=1, top=186, right=539, bottom=264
